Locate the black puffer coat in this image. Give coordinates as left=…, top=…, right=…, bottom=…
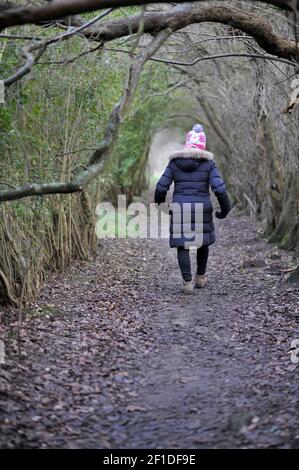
left=154, top=148, right=230, bottom=248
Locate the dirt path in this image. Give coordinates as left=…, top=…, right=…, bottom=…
left=1, top=215, right=299, bottom=449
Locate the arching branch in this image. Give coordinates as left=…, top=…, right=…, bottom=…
left=3, top=3, right=298, bottom=88
left=67, top=5, right=298, bottom=62
left=0, top=1, right=297, bottom=32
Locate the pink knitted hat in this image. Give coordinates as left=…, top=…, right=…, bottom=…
left=185, top=124, right=206, bottom=150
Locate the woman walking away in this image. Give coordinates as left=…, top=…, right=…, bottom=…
left=155, top=124, right=231, bottom=294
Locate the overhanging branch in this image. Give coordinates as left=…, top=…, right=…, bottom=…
left=3, top=3, right=298, bottom=87
left=67, top=5, right=298, bottom=62
left=0, top=1, right=297, bottom=32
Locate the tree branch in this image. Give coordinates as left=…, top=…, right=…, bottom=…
left=0, top=1, right=297, bottom=32
left=66, top=4, right=298, bottom=62
left=0, top=181, right=82, bottom=202
left=107, top=48, right=297, bottom=68
left=2, top=3, right=297, bottom=70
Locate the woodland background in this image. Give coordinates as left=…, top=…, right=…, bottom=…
left=0, top=0, right=298, bottom=305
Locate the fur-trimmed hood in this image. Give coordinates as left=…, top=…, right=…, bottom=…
left=169, top=147, right=213, bottom=161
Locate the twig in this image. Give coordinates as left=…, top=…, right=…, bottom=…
left=0, top=181, right=17, bottom=189
left=37, top=43, right=103, bottom=66
left=54, top=148, right=98, bottom=157
left=0, top=33, right=43, bottom=40
left=143, top=78, right=191, bottom=102
left=106, top=48, right=298, bottom=68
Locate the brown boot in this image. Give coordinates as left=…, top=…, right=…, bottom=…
left=194, top=274, right=208, bottom=288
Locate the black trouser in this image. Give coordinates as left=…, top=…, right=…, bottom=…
left=177, top=246, right=209, bottom=282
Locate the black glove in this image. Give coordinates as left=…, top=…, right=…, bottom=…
left=215, top=211, right=226, bottom=219
left=215, top=192, right=231, bottom=219
left=154, top=188, right=166, bottom=205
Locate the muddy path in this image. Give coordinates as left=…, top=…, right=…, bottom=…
left=0, top=215, right=299, bottom=448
